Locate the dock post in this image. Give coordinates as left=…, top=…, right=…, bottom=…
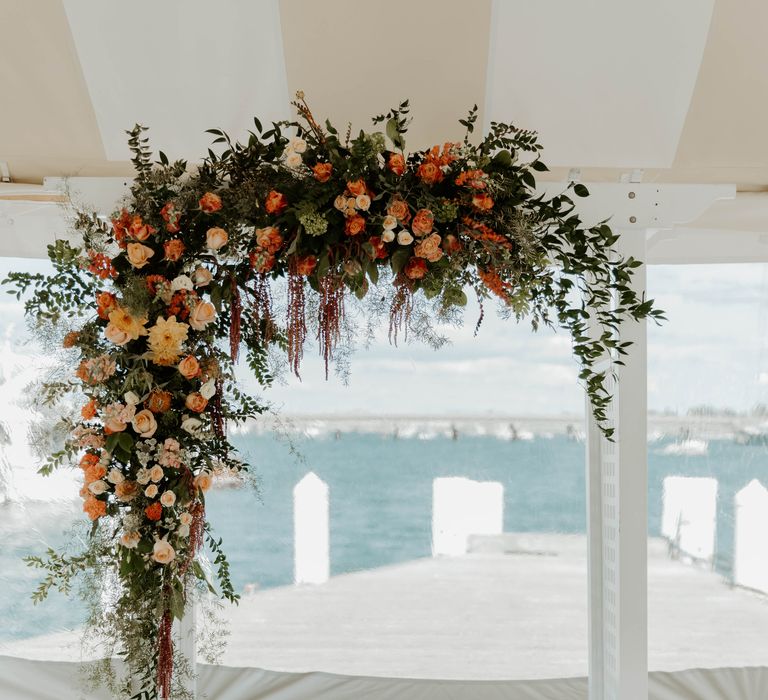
left=294, top=472, right=330, bottom=585
left=734, top=479, right=768, bottom=593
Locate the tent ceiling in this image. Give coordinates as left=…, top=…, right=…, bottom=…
left=0, top=0, right=766, bottom=189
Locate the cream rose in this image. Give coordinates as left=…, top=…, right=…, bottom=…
left=288, top=136, right=307, bottom=153
left=131, top=409, right=158, bottom=438
left=124, top=391, right=140, bottom=406
left=355, top=194, right=371, bottom=211
left=152, top=539, right=176, bottom=565
left=333, top=195, right=347, bottom=211
left=200, top=379, right=216, bottom=400
left=189, top=302, right=216, bottom=331
left=144, top=484, right=159, bottom=498
left=104, top=323, right=131, bottom=346
left=397, top=230, right=414, bottom=245
left=126, top=243, right=155, bottom=269
left=179, top=512, right=193, bottom=526
left=88, top=480, right=108, bottom=495
left=285, top=151, right=303, bottom=169
left=382, top=215, right=397, bottom=230
left=149, top=465, right=164, bottom=483
left=171, top=274, right=194, bottom=292
left=177, top=524, right=190, bottom=538
left=160, top=490, right=177, bottom=507
left=194, top=471, right=213, bottom=492
left=120, top=531, right=141, bottom=549
left=381, top=229, right=395, bottom=243
left=136, top=467, right=151, bottom=485
left=106, top=468, right=125, bottom=485
left=206, top=227, right=229, bottom=251
left=181, top=416, right=203, bottom=435
left=192, top=266, right=213, bottom=287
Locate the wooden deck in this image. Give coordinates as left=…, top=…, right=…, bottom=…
left=4, top=536, right=768, bottom=680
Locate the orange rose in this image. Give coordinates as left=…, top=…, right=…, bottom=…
left=83, top=496, right=107, bottom=521
left=146, top=389, right=173, bottom=414
left=417, top=160, right=443, bottom=185
left=83, top=463, right=106, bottom=484
left=345, top=214, right=366, bottom=236
left=313, top=163, right=333, bottom=183
left=295, top=255, right=318, bottom=275
left=411, top=209, right=434, bottom=237
left=178, top=355, right=201, bottom=379
left=126, top=242, right=155, bottom=269
left=145, top=502, right=163, bottom=521
left=164, top=239, right=185, bottom=262
left=265, top=190, right=288, bottom=215
left=199, top=192, right=222, bottom=214
left=81, top=399, right=98, bottom=420
left=185, top=392, right=208, bottom=413
left=368, top=236, right=388, bottom=260
left=414, top=233, right=444, bottom=262
left=387, top=153, right=406, bottom=176
left=472, top=193, right=494, bottom=210
left=387, top=197, right=411, bottom=223
left=129, top=215, right=155, bottom=241
left=250, top=249, right=275, bottom=273
left=405, top=257, right=428, bottom=280
left=346, top=180, right=367, bottom=196
left=96, top=291, right=117, bottom=320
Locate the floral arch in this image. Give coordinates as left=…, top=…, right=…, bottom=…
left=5, top=95, right=661, bottom=699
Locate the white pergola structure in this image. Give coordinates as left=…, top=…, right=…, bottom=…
left=1, top=2, right=767, bottom=699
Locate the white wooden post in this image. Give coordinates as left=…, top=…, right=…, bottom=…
left=432, top=477, right=504, bottom=556
left=176, top=600, right=197, bottom=699
left=661, top=476, right=718, bottom=563
left=293, top=472, right=330, bottom=585
left=734, top=479, right=768, bottom=593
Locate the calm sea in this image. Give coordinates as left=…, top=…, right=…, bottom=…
left=1, top=432, right=767, bottom=643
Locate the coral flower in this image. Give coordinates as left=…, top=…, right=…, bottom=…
left=87, top=251, right=118, bottom=280
left=411, top=209, right=435, bottom=237
left=312, top=163, right=333, bottom=182
left=199, top=192, right=222, bottom=213
left=148, top=315, right=189, bottom=366
left=387, top=153, right=406, bottom=176
left=405, top=257, right=428, bottom=280
left=160, top=202, right=182, bottom=233
left=345, top=214, right=366, bottom=236
left=164, top=239, right=186, bottom=262
left=81, top=398, right=98, bottom=421
left=295, top=255, right=318, bottom=275
left=96, top=291, right=117, bottom=319
left=472, top=193, right=494, bottom=211
left=83, top=496, right=107, bottom=521
left=145, top=502, right=163, bottom=521
left=346, top=179, right=367, bottom=197
left=265, top=190, right=288, bottom=215
left=62, top=331, right=80, bottom=349
left=417, top=160, right=443, bottom=185
left=108, top=306, right=149, bottom=341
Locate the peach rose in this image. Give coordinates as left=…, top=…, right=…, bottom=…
left=387, top=197, right=411, bottom=223
left=443, top=234, right=463, bottom=254
left=106, top=467, right=125, bottom=485
left=313, top=163, right=333, bottom=182
left=414, top=233, right=444, bottom=262
left=355, top=194, right=371, bottom=211
left=255, top=226, right=283, bottom=254
left=192, top=266, right=213, bottom=287
left=387, top=153, right=406, bottom=176
left=472, top=193, right=494, bottom=210
left=152, top=538, right=176, bottom=564
left=105, top=323, right=131, bottom=346
left=120, top=531, right=141, bottom=548
left=126, top=243, right=155, bottom=269
left=185, top=392, right=208, bottom=413
left=206, top=227, right=228, bottom=251
left=346, top=179, right=367, bottom=197
left=178, top=355, right=201, bottom=379
left=345, top=214, right=366, bottom=236
left=199, top=192, right=222, bottom=214
left=189, top=301, right=216, bottom=331
left=417, top=160, right=443, bottom=185
left=265, top=190, right=288, bottom=215
left=411, top=209, right=434, bottom=236
left=160, top=490, right=177, bottom=507
left=131, top=409, right=158, bottom=438
left=381, top=229, right=395, bottom=243
left=115, top=480, right=139, bottom=502
left=88, top=480, right=109, bottom=495
left=405, top=257, right=428, bottom=280
left=145, top=484, right=159, bottom=498
left=164, top=239, right=185, bottom=262
left=149, top=465, right=164, bottom=483
left=145, top=502, right=163, bottom=521
left=333, top=194, right=347, bottom=211
left=179, top=512, right=193, bottom=527
left=194, top=471, right=213, bottom=492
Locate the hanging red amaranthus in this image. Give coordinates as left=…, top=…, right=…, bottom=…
left=317, top=273, right=345, bottom=379
left=287, top=258, right=307, bottom=377
left=389, top=278, right=414, bottom=346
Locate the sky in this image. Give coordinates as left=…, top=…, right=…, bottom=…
left=0, top=258, right=765, bottom=417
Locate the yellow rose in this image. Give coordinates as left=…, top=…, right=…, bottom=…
left=206, top=227, right=229, bottom=251
left=152, top=539, right=176, bottom=565
left=131, top=409, right=158, bottom=438
left=126, top=243, right=155, bottom=269
left=189, top=302, right=216, bottom=331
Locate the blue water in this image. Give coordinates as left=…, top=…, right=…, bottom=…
left=2, top=433, right=767, bottom=642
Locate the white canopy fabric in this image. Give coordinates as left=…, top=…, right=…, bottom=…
left=1, top=656, right=767, bottom=700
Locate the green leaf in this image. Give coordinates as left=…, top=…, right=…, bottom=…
left=573, top=183, right=590, bottom=197
left=390, top=248, right=410, bottom=274
left=492, top=150, right=513, bottom=168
